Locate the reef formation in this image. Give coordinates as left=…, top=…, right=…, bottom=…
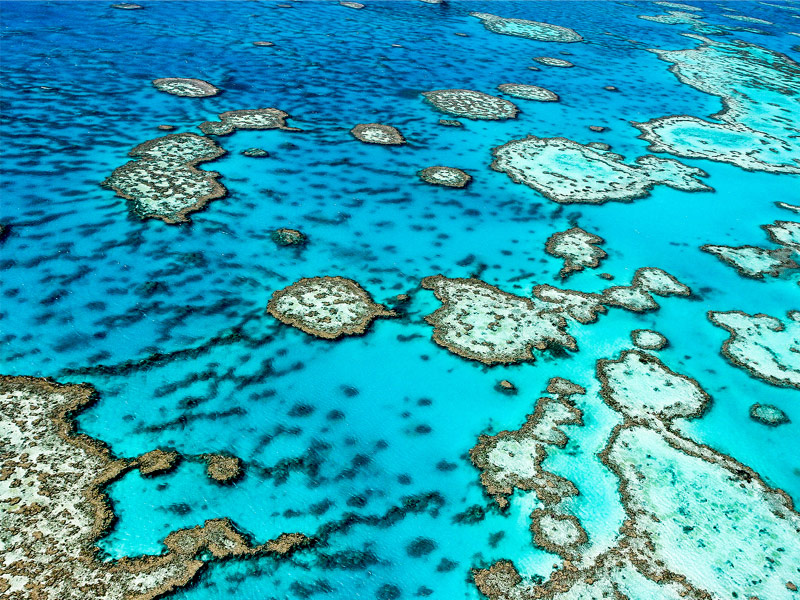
left=634, top=36, right=800, bottom=174
left=474, top=351, right=800, bottom=600
left=418, top=166, right=471, bottom=188
left=422, top=89, right=519, bottom=120
left=491, top=136, right=711, bottom=204
left=350, top=123, right=406, bottom=145
left=0, top=376, right=311, bottom=600
left=103, top=133, right=226, bottom=224
left=469, top=12, right=583, bottom=43
left=497, top=84, right=559, bottom=102
left=631, top=328, right=668, bottom=350
left=531, top=57, right=574, bottom=67
left=749, top=403, right=790, bottom=426
left=544, top=226, right=607, bottom=278
left=708, top=310, right=800, bottom=388
left=702, top=219, right=800, bottom=278
left=267, top=276, right=395, bottom=340
left=199, top=108, right=300, bottom=136
left=421, top=276, right=576, bottom=365
left=151, top=78, right=219, bottom=98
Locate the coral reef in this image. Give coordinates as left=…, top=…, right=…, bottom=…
left=469, top=12, right=583, bottom=43
left=267, top=276, right=395, bottom=339
left=749, top=403, right=790, bottom=426
left=708, top=310, right=800, bottom=388
left=152, top=78, right=219, bottom=98
left=422, top=89, right=518, bottom=120
left=474, top=351, right=800, bottom=600
left=421, top=275, right=576, bottom=365
left=103, top=133, right=226, bottom=223
left=497, top=84, right=559, bottom=102
left=418, top=166, right=471, bottom=188
left=0, top=376, right=311, bottom=600
left=201, top=453, right=242, bottom=484
left=470, top=378, right=585, bottom=508
left=634, top=36, right=800, bottom=174
left=491, top=136, right=710, bottom=204
left=631, top=329, right=668, bottom=350
left=531, top=57, right=574, bottom=67
left=271, top=227, right=307, bottom=246
left=350, top=123, right=406, bottom=145
left=199, top=108, right=300, bottom=136
left=544, top=226, right=607, bottom=278
left=528, top=509, right=588, bottom=559
left=702, top=244, right=798, bottom=278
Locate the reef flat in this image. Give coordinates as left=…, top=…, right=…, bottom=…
left=0, top=376, right=310, bottom=600
left=421, top=276, right=576, bottom=365
left=635, top=36, right=800, bottom=174
left=198, top=108, right=300, bottom=136
left=418, top=166, right=471, bottom=188
left=103, top=133, right=226, bottom=223
left=422, top=89, right=519, bottom=120
left=491, top=136, right=711, bottom=203
left=497, top=83, right=559, bottom=102
left=469, top=12, right=583, bottom=43
left=267, top=276, right=395, bottom=339
left=350, top=123, right=406, bottom=145
left=475, top=351, right=800, bottom=600
left=151, top=78, right=219, bottom=98
left=544, top=226, right=607, bottom=278
left=709, top=310, right=800, bottom=388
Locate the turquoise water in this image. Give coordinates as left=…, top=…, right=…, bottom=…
left=1, top=1, right=799, bottom=598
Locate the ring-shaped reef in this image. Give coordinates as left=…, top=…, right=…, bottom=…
left=634, top=36, right=800, bottom=174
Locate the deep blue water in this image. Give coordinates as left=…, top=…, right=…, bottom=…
left=1, top=1, right=799, bottom=599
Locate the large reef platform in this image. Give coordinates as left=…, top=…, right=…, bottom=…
left=0, top=376, right=311, bottom=600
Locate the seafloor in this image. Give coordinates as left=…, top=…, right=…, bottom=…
left=0, top=1, right=799, bottom=599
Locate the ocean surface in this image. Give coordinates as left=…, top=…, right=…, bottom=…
left=1, top=1, right=799, bottom=599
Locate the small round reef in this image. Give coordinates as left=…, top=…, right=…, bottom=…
left=749, top=403, right=790, bottom=426
left=152, top=78, right=219, bottom=98
left=350, top=123, right=406, bottom=145
left=418, top=166, right=471, bottom=188
left=532, top=57, right=575, bottom=67
left=272, top=227, right=307, bottom=246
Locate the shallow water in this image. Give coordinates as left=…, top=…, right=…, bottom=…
left=1, top=1, right=799, bottom=599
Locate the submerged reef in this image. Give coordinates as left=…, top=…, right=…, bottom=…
left=102, top=133, right=226, bottom=224
left=418, top=166, right=471, bottom=188
left=421, top=275, right=576, bottom=365
left=497, top=83, right=559, bottom=102
left=531, top=56, right=574, bottom=67
left=271, top=227, right=307, bottom=246
left=491, top=136, right=711, bottom=204
left=350, top=123, right=406, bottom=145
left=749, top=403, right=790, bottom=426
left=199, top=108, right=300, bottom=136
left=708, top=310, right=800, bottom=388
left=474, top=351, right=800, bottom=600
left=422, top=89, right=518, bottom=120
left=469, top=12, right=583, bottom=43
left=151, top=78, right=219, bottom=98
left=631, top=328, right=668, bottom=350
left=267, top=276, right=395, bottom=340
left=0, top=376, right=311, bottom=600
left=544, top=226, right=607, bottom=278
left=634, top=36, right=800, bottom=174
left=470, top=379, right=585, bottom=509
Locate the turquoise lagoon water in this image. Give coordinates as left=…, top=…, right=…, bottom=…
left=1, top=1, right=799, bottom=598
